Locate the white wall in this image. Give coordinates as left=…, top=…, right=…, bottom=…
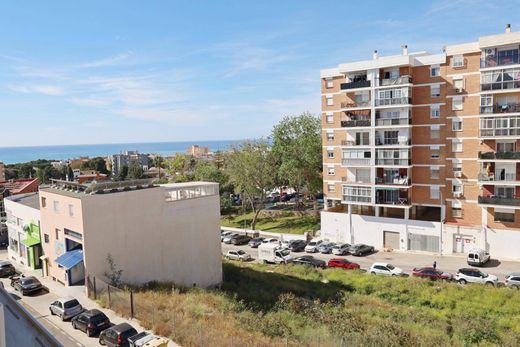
left=486, top=227, right=520, bottom=260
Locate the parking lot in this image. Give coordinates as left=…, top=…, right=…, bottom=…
left=221, top=240, right=520, bottom=280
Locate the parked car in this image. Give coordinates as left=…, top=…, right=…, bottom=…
left=455, top=268, right=498, bottom=285
left=11, top=276, right=43, bottom=296
left=327, top=258, right=360, bottom=270
left=49, top=296, right=84, bottom=321
left=281, top=239, right=294, bottom=249
left=369, top=263, right=405, bottom=276
left=231, top=235, right=252, bottom=245
left=0, top=260, right=16, bottom=277
left=505, top=273, right=520, bottom=289
left=289, top=240, right=308, bottom=252
left=262, top=238, right=279, bottom=244
left=467, top=249, right=490, bottom=267
left=223, top=233, right=239, bottom=244
left=349, top=244, right=375, bottom=256
left=412, top=267, right=453, bottom=281
left=128, top=332, right=169, bottom=347
left=98, top=322, right=138, bottom=347
left=304, top=239, right=323, bottom=253
left=225, top=250, right=252, bottom=261
left=72, top=309, right=111, bottom=337
left=258, top=243, right=293, bottom=264
left=318, top=242, right=336, bottom=254
left=248, top=237, right=265, bottom=248
left=293, top=256, right=327, bottom=268
left=331, top=243, right=351, bottom=256
left=221, top=231, right=233, bottom=242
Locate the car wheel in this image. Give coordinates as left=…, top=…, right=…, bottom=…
left=72, top=321, right=77, bottom=330
left=370, top=271, right=376, bottom=275
left=458, top=279, right=467, bottom=285
left=391, top=274, right=396, bottom=277
left=87, top=329, right=93, bottom=337
left=485, top=282, right=495, bottom=287
left=60, top=314, right=65, bottom=321
left=99, top=337, right=105, bottom=345
left=49, top=308, right=54, bottom=316
left=262, top=260, right=267, bottom=264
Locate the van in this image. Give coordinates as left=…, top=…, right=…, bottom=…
left=467, top=249, right=490, bottom=267
left=258, top=243, right=293, bottom=264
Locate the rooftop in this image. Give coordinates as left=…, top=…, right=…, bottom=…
left=5, top=192, right=40, bottom=210
left=0, top=178, right=39, bottom=195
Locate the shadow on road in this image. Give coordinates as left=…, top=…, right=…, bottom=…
left=482, top=259, right=501, bottom=268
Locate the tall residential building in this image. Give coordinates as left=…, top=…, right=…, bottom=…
left=320, top=25, right=520, bottom=260
left=39, top=179, right=222, bottom=287
left=111, top=151, right=150, bottom=175
left=0, top=161, right=5, bottom=181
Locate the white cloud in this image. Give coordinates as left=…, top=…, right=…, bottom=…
left=8, top=84, right=65, bottom=96
left=76, top=52, right=135, bottom=68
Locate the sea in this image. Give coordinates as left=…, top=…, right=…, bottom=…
left=0, top=140, right=243, bottom=165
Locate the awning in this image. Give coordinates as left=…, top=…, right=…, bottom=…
left=55, top=249, right=84, bottom=270
left=21, top=236, right=40, bottom=247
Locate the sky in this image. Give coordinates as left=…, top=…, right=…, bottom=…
left=1, top=0, right=520, bottom=147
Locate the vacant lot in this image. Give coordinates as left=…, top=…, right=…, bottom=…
left=104, top=261, right=520, bottom=346
left=221, top=211, right=320, bottom=234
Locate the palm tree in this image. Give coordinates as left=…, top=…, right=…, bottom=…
left=152, top=155, right=165, bottom=179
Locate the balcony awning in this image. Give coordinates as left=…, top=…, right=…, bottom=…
left=55, top=249, right=84, bottom=270
left=21, top=236, right=40, bottom=247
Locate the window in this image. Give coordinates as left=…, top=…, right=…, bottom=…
left=452, top=208, right=463, bottom=218
left=68, top=204, right=74, bottom=217
left=494, top=211, right=515, bottom=223
left=327, top=167, right=335, bottom=176
left=452, top=55, right=464, bottom=67
left=452, top=96, right=463, bottom=111
left=453, top=78, right=463, bottom=92
left=326, top=96, right=333, bottom=106
left=325, top=78, right=333, bottom=89
left=327, top=150, right=335, bottom=159
left=497, top=186, right=514, bottom=198
left=55, top=228, right=60, bottom=240
left=430, top=186, right=440, bottom=199
left=497, top=142, right=516, bottom=153
left=430, top=65, right=440, bottom=77
left=452, top=119, right=462, bottom=131
left=326, top=133, right=334, bottom=142
left=44, top=234, right=49, bottom=243
left=430, top=167, right=440, bottom=179
left=452, top=140, right=462, bottom=153
left=53, top=201, right=60, bottom=213
left=453, top=184, right=463, bottom=194
left=430, top=147, right=440, bottom=159
left=430, top=84, right=440, bottom=98
left=430, top=105, right=440, bottom=118
left=327, top=184, right=336, bottom=193
left=41, top=197, right=47, bottom=208
left=453, top=162, right=462, bottom=176
left=430, top=126, right=440, bottom=139
left=355, top=132, right=370, bottom=145
left=326, top=114, right=334, bottom=124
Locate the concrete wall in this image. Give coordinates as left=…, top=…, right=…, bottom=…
left=82, top=187, right=222, bottom=288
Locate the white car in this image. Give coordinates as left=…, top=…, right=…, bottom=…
left=262, top=238, right=279, bottom=244
left=225, top=250, right=252, bottom=261
left=455, top=268, right=498, bottom=285
left=332, top=243, right=350, bottom=255
left=280, top=239, right=294, bottom=249
left=369, top=262, right=405, bottom=276
left=304, top=239, right=323, bottom=253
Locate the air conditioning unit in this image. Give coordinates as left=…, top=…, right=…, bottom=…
left=455, top=88, right=462, bottom=93
left=454, top=192, right=463, bottom=198
left=454, top=171, right=462, bottom=178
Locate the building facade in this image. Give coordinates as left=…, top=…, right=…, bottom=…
left=321, top=25, right=520, bottom=260
left=0, top=162, right=5, bottom=181
left=111, top=151, right=150, bottom=175
left=39, top=179, right=222, bottom=288
left=4, top=193, right=42, bottom=270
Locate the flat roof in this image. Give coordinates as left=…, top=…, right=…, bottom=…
left=5, top=192, right=40, bottom=210
left=160, top=181, right=219, bottom=188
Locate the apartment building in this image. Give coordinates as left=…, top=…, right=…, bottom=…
left=111, top=151, right=150, bottom=175
left=39, top=179, right=222, bottom=287
left=320, top=25, right=520, bottom=260
left=0, top=161, right=5, bottom=181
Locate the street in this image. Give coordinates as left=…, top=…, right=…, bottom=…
left=221, top=242, right=520, bottom=279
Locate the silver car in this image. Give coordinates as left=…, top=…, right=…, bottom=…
left=505, top=273, right=520, bottom=288
left=49, top=297, right=84, bottom=321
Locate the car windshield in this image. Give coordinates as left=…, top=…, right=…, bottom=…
left=280, top=250, right=290, bottom=256
left=21, top=278, right=37, bottom=285
left=387, top=265, right=395, bottom=270
left=480, top=272, right=488, bottom=277
left=309, top=242, right=316, bottom=246
left=237, top=250, right=245, bottom=255
left=64, top=300, right=80, bottom=309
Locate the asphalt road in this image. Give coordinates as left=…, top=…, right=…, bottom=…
left=221, top=242, right=520, bottom=279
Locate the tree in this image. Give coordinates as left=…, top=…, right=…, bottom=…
left=166, top=153, right=187, bottom=175
left=128, top=161, right=145, bottom=180
left=194, top=161, right=232, bottom=194
left=36, top=165, right=62, bottom=184
left=116, top=164, right=129, bottom=181
left=80, top=157, right=108, bottom=174
left=104, top=253, right=123, bottom=287
left=67, top=166, right=74, bottom=181
left=226, top=140, right=276, bottom=230
left=271, top=113, right=322, bottom=208
left=152, top=155, right=165, bottom=178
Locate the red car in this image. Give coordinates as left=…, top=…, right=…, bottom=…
left=327, top=258, right=360, bottom=270
left=412, top=267, right=453, bottom=281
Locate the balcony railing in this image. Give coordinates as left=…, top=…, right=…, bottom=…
left=481, top=82, right=520, bottom=91
left=480, top=128, right=520, bottom=137
left=478, top=173, right=516, bottom=182
left=375, top=196, right=410, bottom=205
left=341, top=140, right=370, bottom=146
left=342, top=195, right=372, bottom=203
left=341, top=119, right=371, bottom=127
left=375, top=117, right=411, bottom=126
left=341, top=158, right=371, bottom=166
left=341, top=80, right=370, bottom=90
left=375, top=138, right=411, bottom=146
left=375, top=97, right=411, bottom=106
left=480, top=103, right=520, bottom=114
left=481, top=55, right=520, bottom=68
left=478, top=195, right=520, bottom=206
left=375, top=177, right=410, bottom=185
left=479, top=151, right=520, bottom=160
left=375, top=158, right=411, bottom=166
left=380, top=75, right=412, bottom=86
left=342, top=176, right=371, bottom=184
left=341, top=101, right=371, bottom=109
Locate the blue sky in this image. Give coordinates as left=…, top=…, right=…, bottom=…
left=1, top=0, right=519, bottom=147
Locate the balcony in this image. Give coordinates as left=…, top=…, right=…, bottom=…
left=341, top=158, right=371, bottom=166
left=478, top=172, right=516, bottom=182
left=375, top=158, right=411, bottom=166
left=341, top=119, right=371, bottom=127
left=342, top=176, right=371, bottom=184
left=375, top=97, right=412, bottom=107
left=480, top=128, right=520, bottom=138
left=376, top=176, right=410, bottom=186
left=480, top=103, right=520, bottom=114
left=479, top=151, right=520, bottom=160
left=380, top=75, right=412, bottom=86
left=375, top=189, right=410, bottom=206
left=478, top=195, right=520, bottom=207
left=341, top=101, right=370, bottom=109
left=342, top=195, right=372, bottom=203
left=375, top=117, right=411, bottom=126
left=341, top=140, right=370, bottom=146
left=481, top=54, right=519, bottom=69
left=341, top=80, right=370, bottom=90
left=375, top=138, right=411, bottom=146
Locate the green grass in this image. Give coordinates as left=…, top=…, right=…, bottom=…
left=220, top=211, right=320, bottom=234
left=102, top=261, right=520, bottom=347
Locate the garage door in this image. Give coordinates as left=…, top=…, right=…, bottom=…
left=383, top=231, right=400, bottom=250
left=409, top=234, right=439, bottom=252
